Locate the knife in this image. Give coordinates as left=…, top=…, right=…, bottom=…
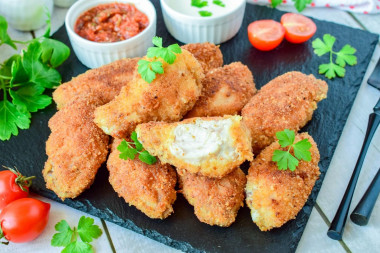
left=368, top=57, right=380, bottom=90
left=350, top=167, right=380, bottom=226
left=327, top=98, right=380, bottom=240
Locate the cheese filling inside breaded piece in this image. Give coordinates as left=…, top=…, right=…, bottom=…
left=136, top=115, right=253, bottom=178
left=245, top=132, right=320, bottom=231
left=179, top=168, right=246, bottom=227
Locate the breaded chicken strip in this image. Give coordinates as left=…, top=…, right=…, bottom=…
left=181, top=42, right=223, bottom=73
left=242, top=71, right=328, bottom=154
left=245, top=132, right=320, bottom=231
left=43, top=95, right=109, bottom=200
left=136, top=116, right=253, bottom=178
left=185, top=62, right=256, bottom=118
left=53, top=58, right=139, bottom=109
left=178, top=168, right=246, bottom=227
left=107, top=139, right=177, bottom=219
left=94, top=49, right=204, bottom=138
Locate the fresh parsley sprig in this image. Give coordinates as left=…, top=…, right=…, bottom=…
left=117, top=131, right=157, bottom=165
left=0, top=14, right=70, bottom=141
left=312, top=34, right=357, bottom=79
left=51, top=216, right=102, bottom=253
left=271, top=0, right=312, bottom=12
left=271, top=129, right=312, bottom=171
left=137, top=37, right=181, bottom=84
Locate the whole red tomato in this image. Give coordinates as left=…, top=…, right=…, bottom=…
left=0, top=198, right=50, bottom=243
left=0, top=166, right=35, bottom=211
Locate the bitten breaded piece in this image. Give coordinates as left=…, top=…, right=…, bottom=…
left=185, top=62, right=256, bottom=118
left=94, top=49, right=204, bottom=138
left=242, top=71, right=328, bottom=154
left=245, top=133, right=320, bottom=231
left=136, top=116, right=253, bottom=178
left=178, top=168, right=246, bottom=227
left=53, top=58, right=139, bottom=109
left=181, top=42, right=223, bottom=73
left=43, top=95, right=109, bottom=200
left=107, top=139, right=177, bottom=219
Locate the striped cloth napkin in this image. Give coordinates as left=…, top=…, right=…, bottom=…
left=247, top=0, right=380, bottom=14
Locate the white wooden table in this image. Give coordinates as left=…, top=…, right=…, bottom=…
left=1, top=2, right=379, bottom=253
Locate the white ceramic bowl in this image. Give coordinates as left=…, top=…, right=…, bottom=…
left=160, top=0, right=245, bottom=44
left=0, top=0, right=54, bottom=31
left=65, top=0, right=156, bottom=69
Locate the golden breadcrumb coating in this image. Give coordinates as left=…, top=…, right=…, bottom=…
left=53, top=58, right=139, bottom=110
left=242, top=71, right=328, bottom=154
left=178, top=168, right=246, bottom=227
left=181, top=42, right=223, bottom=73
left=185, top=62, right=256, bottom=118
left=94, top=49, right=204, bottom=138
left=43, top=95, right=109, bottom=200
left=107, top=139, right=177, bottom=219
left=135, top=116, right=253, bottom=178
left=245, top=132, right=320, bottom=231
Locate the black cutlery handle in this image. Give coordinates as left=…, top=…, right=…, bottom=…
left=327, top=112, right=380, bottom=240
left=350, top=168, right=380, bottom=226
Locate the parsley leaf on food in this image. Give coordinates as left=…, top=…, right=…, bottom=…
left=213, top=0, right=225, bottom=7
left=271, top=129, right=312, bottom=171
left=199, top=11, right=212, bottom=17
left=0, top=16, right=16, bottom=49
left=0, top=100, right=30, bottom=141
left=117, top=132, right=157, bottom=165
left=312, top=34, right=357, bottom=79
left=191, top=0, right=208, bottom=8
left=137, top=59, right=162, bottom=84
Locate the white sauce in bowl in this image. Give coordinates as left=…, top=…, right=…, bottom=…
left=170, top=118, right=238, bottom=165
left=164, top=0, right=240, bottom=18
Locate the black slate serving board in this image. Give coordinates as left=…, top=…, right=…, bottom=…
left=1, top=2, right=378, bottom=252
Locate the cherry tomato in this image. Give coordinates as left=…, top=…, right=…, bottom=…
left=0, top=167, right=34, bottom=212
left=247, top=20, right=285, bottom=51
left=0, top=198, right=50, bottom=243
left=281, top=13, right=317, bottom=44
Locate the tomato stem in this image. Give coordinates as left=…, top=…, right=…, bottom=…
left=2, top=165, right=35, bottom=192
left=0, top=226, right=9, bottom=245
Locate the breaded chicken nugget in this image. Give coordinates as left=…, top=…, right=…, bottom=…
left=107, top=139, right=177, bottom=219
left=245, top=132, right=320, bottom=231
left=178, top=168, right=246, bottom=227
left=136, top=116, right=253, bottom=178
left=242, top=71, right=328, bottom=154
left=53, top=58, right=139, bottom=109
left=43, top=95, right=109, bottom=200
left=181, top=42, right=223, bottom=73
left=185, top=62, right=256, bottom=118
left=94, top=49, right=204, bottom=138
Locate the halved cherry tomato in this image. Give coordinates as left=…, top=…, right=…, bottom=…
left=281, top=13, right=317, bottom=44
left=0, top=198, right=50, bottom=243
left=0, top=166, right=34, bottom=212
left=247, top=20, right=285, bottom=51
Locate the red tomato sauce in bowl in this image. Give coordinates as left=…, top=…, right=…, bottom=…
left=74, top=3, right=149, bottom=43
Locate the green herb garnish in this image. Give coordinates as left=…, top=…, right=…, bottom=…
left=0, top=14, right=70, bottom=141
left=191, top=0, right=208, bottom=8
left=51, top=216, right=102, bottom=253
left=117, top=131, right=157, bottom=165
left=137, top=37, right=181, bottom=84
left=312, top=34, right=357, bottom=79
left=199, top=10, right=213, bottom=17
left=213, top=0, right=225, bottom=7
left=271, top=129, right=312, bottom=171
left=271, top=0, right=312, bottom=12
